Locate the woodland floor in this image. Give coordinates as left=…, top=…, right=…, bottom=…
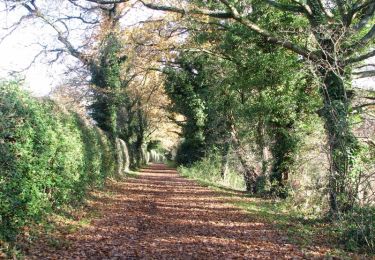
left=25, top=164, right=333, bottom=259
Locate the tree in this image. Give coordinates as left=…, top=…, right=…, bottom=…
left=2, top=0, right=181, bottom=168
left=164, top=54, right=208, bottom=165
left=136, top=0, right=374, bottom=214
left=3, top=0, right=373, bottom=213
left=2, top=1, right=128, bottom=139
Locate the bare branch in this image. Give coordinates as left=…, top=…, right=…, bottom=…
left=8, top=49, right=45, bottom=75
left=18, top=1, right=92, bottom=65
left=355, top=63, right=375, bottom=69
left=353, top=102, right=375, bottom=109
left=353, top=70, right=375, bottom=78
left=347, top=49, right=375, bottom=64
left=47, top=48, right=66, bottom=64
left=139, top=0, right=233, bottom=18
left=85, top=0, right=130, bottom=4
left=140, top=0, right=317, bottom=61
left=67, top=0, right=101, bottom=12
left=0, top=14, right=33, bottom=45
left=57, top=14, right=100, bottom=25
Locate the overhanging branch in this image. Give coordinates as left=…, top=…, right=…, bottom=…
left=139, top=0, right=233, bottom=18
left=346, top=49, right=375, bottom=64
left=140, top=0, right=317, bottom=61
left=353, top=70, right=375, bottom=78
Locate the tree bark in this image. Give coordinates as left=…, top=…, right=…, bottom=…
left=269, top=122, right=296, bottom=198
left=256, top=116, right=269, bottom=175
left=319, top=69, right=358, bottom=214
left=220, top=139, right=230, bottom=179
left=229, top=123, right=258, bottom=193
left=135, top=101, right=146, bottom=168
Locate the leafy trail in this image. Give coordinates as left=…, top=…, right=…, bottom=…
left=26, top=164, right=329, bottom=259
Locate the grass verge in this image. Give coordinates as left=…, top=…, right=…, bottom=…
left=0, top=172, right=138, bottom=259
left=179, top=167, right=371, bottom=259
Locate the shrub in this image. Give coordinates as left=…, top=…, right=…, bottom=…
left=179, top=152, right=246, bottom=191
left=340, top=207, right=375, bottom=253
left=0, top=81, right=116, bottom=243
left=175, top=138, right=205, bottom=166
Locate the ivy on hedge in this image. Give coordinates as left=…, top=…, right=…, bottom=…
left=0, top=81, right=116, bottom=243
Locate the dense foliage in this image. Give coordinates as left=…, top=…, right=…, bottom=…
left=1, top=0, right=374, bottom=256
left=164, top=55, right=209, bottom=165
left=163, top=6, right=374, bottom=253
left=165, top=25, right=322, bottom=194
left=0, top=81, right=116, bottom=243
left=90, top=33, right=126, bottom=140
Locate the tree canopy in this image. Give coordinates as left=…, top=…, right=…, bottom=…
left=1, top=0, right=374, bottom=255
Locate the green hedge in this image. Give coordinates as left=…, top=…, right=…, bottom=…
left=0, top=81, right=116, bottom=242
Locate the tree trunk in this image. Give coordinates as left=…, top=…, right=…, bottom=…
left=230, top=123, right=258, bottom=193
left=319, top=69, right=358, bottom=215
left=269, top=122, right=296, bottom=198
left=256, top=116, right=269, bottom=175
left=220, top=139, right=230, bottom=179
left=115, top=138, right=124, bottom=176
left=135, top=138, right=143, bottom=168
left=134, top=101, right=145, bottom=168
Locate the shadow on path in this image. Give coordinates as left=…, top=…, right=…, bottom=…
left=28, top=164, right=308, bottom=259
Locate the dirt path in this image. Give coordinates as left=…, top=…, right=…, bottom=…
left=29, top=164, right=310, bottom=259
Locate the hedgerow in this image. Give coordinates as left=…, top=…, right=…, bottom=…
left=0, top=81, right=116, bottom=243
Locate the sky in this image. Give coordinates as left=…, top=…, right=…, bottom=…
left=0, top=1, right=373, bottom=96
left=0, top=1, right=162, bottom=96
left=0, top=12, right=59, bottom=95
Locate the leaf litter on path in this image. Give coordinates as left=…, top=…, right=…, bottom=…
left=26, top=164, right=330, bottom=259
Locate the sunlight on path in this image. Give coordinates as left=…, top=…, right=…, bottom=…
left=28, top=164, right=307, bottom=259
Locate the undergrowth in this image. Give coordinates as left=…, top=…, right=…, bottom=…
left=179, top=153, right=246, bottom=191
left=178, top=156, right=374, bottom=257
